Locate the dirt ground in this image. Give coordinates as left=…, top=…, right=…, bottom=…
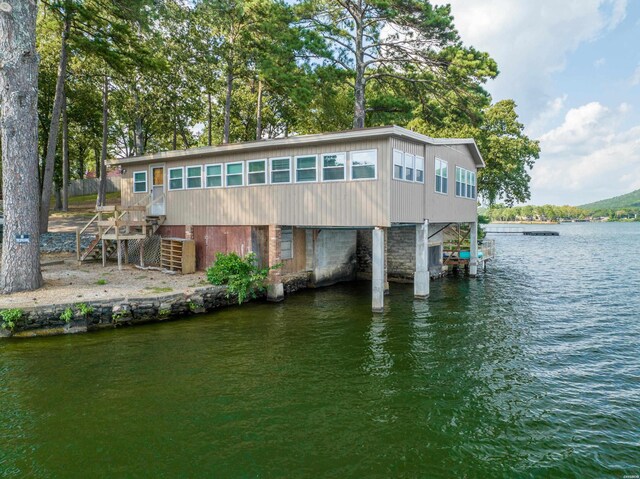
left=0, top=253, right=210, bottom=309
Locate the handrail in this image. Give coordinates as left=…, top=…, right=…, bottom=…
left=78, top=212, right=99, bottom=236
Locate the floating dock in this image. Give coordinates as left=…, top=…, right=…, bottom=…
left=484, top=227, right=559, bottom=236
left=523, top=231, right=559, bottom=236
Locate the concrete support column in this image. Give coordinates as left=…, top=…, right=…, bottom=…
left=267, top=224, right=284, bottom=302
left=470, top=221, right=478, bottom=277
left=372, top=227, right=385, bottom=312
left=414, top=220, right=430, bottom=298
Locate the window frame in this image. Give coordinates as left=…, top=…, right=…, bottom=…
left=185, top=165, right=203, bottom=190
left=404, top=153, right=415, bottom=182
left=435, top=158, right=448, bottom=195
left=294, top=154, right=318, bottom=183
left=321, top=152, right=346, bottom=182
left=415, top=156, right=425, bottom=183
left=247, top=159, right=268, bottom=186
left=168, top=167, right=185, bottom=191
left=455, top=166, right=476, bottom=200
left=349, top=149, right=377, bottom=181
left=225, top=161, right=244, bottom=188
left=393, top=149, right=404, bottom=180
left=133, top=170, right=147, bottom=193
left=204, top=163, right=223, bottom=189
left=270, top=157, right=292, bottom=184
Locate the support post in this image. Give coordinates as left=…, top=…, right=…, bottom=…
left=102, top=239, right=106, bottom=267
left=414, top=220, right=430, bottom=298
left=267, top=224, right=284, bottom=302
left=139, top=239, right=145, bottom=268
left=124, top=239, right=129, bottom=264
left=76, top=227, right=81, bottom=262
left=117, top=240, right=122, bottom=271
left=372, top=227, right=385, bottom=312
left=470, top=221, right=478, bottom=277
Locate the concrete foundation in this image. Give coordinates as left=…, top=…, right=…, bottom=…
left=307, top=229, right=357, bottom=287
left=372, top=227, right=385, bottom=312
left=469, top=221, right=478, bottom=277
left=414, top=221, right=429, bottom=298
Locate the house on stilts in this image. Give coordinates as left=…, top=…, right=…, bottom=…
left=78, top=126, right=492, bottom=311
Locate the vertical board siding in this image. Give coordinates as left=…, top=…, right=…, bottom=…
left=390, top=138, right=478, bottom=224
left=122, top=139, right=390, bottom=227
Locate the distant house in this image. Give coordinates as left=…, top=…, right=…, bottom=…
left=110, top=126, right=483, bottom=310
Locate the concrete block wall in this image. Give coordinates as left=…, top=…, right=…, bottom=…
left=308, top=229, right=358, bottom=287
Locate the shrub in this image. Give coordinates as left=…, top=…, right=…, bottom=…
left=60, top=307, right=74, bottom=323
left=206, top=252, right=278, bottom=304
left=1, top=309, right=23, bottom=331
left=96, top=279, right=107, bottom=285
left=76, top=303, right=94, bottom=317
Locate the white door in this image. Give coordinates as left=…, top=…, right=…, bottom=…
left=150, top=166, right=165, bottom=215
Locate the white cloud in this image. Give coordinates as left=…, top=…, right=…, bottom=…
left=631, top=64, right=640, bottom=85
left=530, top=102, right=640, bottom=205
left=527, top=94, right=568, bottom=138
left=594, top=57, right=606, bottom=68
left=443, top=0, right=627, bottom=121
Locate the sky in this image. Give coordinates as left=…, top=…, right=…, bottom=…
left=441, top=0, right=640, bottom=206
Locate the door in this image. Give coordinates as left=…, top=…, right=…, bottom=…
left=150, top=165, right=165, bottom=215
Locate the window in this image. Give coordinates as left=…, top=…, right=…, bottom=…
left=281, top=226, right=293, bottom=260
left=295, top=155, right=317, bottom=182
left=133, top=171, right=147, bottom=193
left=270, top=157, right=291, bottom=184
left=415, top=156, right=424, bottom=183
left=393, top=149, right=403, bottom=180
left=404, top=153, right=415, bottom=181
left=435, top=158, right=448, bottom=194
left=226, top=162, right=244, bottom=187
left=456, top=166, right=476, bottom=199
left=248, top=159, right=267, bottom=185
left=205, top=164, right=222, bottom=188
left=350, top=150, right=377, bottom=180
left=322, top=152, right=346, bottom=181
left=168, top=167, right=184, bottom=190
left=186, top=165, right=202, bottom=189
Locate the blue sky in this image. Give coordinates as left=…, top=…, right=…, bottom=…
left=443, top=0, right=640, bottom=206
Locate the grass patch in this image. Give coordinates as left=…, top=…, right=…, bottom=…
left=96, top=279, right=107, bottom=285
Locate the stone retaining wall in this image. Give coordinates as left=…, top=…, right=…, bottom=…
left=1, top=273, right=310, bottom=339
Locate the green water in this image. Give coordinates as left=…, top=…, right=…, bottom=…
left=1, top=223, right=639, bottom=478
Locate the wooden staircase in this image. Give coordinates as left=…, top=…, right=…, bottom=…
left=76, top=205, right=165, bottom=269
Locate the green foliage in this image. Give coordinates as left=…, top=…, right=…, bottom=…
left=76, top=303, right=94, bottom=317
left=579, top=188, right=640, bottom=211
left=206, top=252, right=277, bottom=304
left=60, top=307, right=74, bottom=323
left=96, top=279, right=108, bottom=285
left=1, top=309, right=23, bottom=331
left=158, top=308, right=171, bottom=317
left=112, top=310, right=128, bottom=322
left=487, top=204, right=588, bottom=222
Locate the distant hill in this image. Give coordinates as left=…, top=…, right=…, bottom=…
left=580, top=189, right=640, bottom=211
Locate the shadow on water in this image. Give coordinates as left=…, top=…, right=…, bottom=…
left=1, top=223, right=639, bottom=477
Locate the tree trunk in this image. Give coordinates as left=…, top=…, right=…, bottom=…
left=207, top=92, right=212, bottom=146
left=94, top=147, right=100, bottom=178
left=223, top=67, right=234, bottom=144
left=0, top=0, right=43, bottom=293
left=172, top=108, right=177, bottom=150
left=96, top=74, right=108, bottom=208
left=256, top=79, right=263, bottom=140
left=62, top=90, right=69, bottom=211
left=77, top=145, right=85, bottom=179
left=40, top=13, right=71, bottom=233
left=54, top=182, right=63, bottom=210
left=134, top=89, right=144, bottom=156
left=353, top=13, right=366, bottom=129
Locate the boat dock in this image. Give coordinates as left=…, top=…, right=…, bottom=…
left=484, top=226, right=559, bottom=236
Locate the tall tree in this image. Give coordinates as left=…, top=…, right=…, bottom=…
left=299, top=0, right=497, bottom=128
left=0, top=0, right=43, bottom=292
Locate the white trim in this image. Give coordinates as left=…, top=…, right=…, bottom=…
left=455, top=166, right=476, bottom=200
left=270, top=156, right=292, bottom=184
left=404, top=152, right=415, bottom=182
left=294, top=154, right=318, bottom=183
left=185, top=165, right=203, bottom=190
left=349, top=149, right=377, bottom=181
left=133, top=170, right=147, bottom=193
left=415, top=156, right=425, bottom=184
left=321, top=152, right=346, bottom=182
left=393, top=149, right=404, bottom=180
left=168, top=166, right=184, bottom=191
left=204, top=163, right=223, bottom=189
left=247, top=159, right=268, bottom=186
left=225, top=161, right=244, bottom=187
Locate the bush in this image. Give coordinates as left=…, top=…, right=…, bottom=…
left=206, top=252, right=278, bottom=304
left=1, top=309, right=23, bottom=331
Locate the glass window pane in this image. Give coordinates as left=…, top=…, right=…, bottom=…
left=207, top=176, right=222, bottom=188
left=297, top=156, right=316, bottom=169
left=442, top=162, right=448, bottom=178
left=443, top=178, right=447, bottom=194
left=249, top=172, right=266, bottom=185
left=271, top=158, right=290, bottom=171
left=352, top=165, right=375, bottom=179
left=416, top=169, right=424, bottom=183
left=272, top=171, right=290, bottom=183
left=323, top=153, right=345, bottom=168
left=227, top=175, right=242, bottom=187
left=248, top=161, right=265, bottom=173
left=394, top=165, right=403, bottom=179
left=207, top=164, right=221, bottom=176
left=323, top=168, right=344, bottom=181
left=187, top=177, right=201, bottom=189
left=170, top=169, right=182, bottom=179
left=170, top=179, right=182, bottom=190
left=297, top=169, right=316, bottom=182
left=227, top=163, right=242, bottom=175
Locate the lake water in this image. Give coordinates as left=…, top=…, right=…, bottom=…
left=1, top=223, right=639, bottom=478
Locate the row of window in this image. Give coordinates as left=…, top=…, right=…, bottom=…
left=393, top=150, right=425, bottom=183
left=132, top=150, right=378, bottom=193
left=456, top=167, right=476, bottom=199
